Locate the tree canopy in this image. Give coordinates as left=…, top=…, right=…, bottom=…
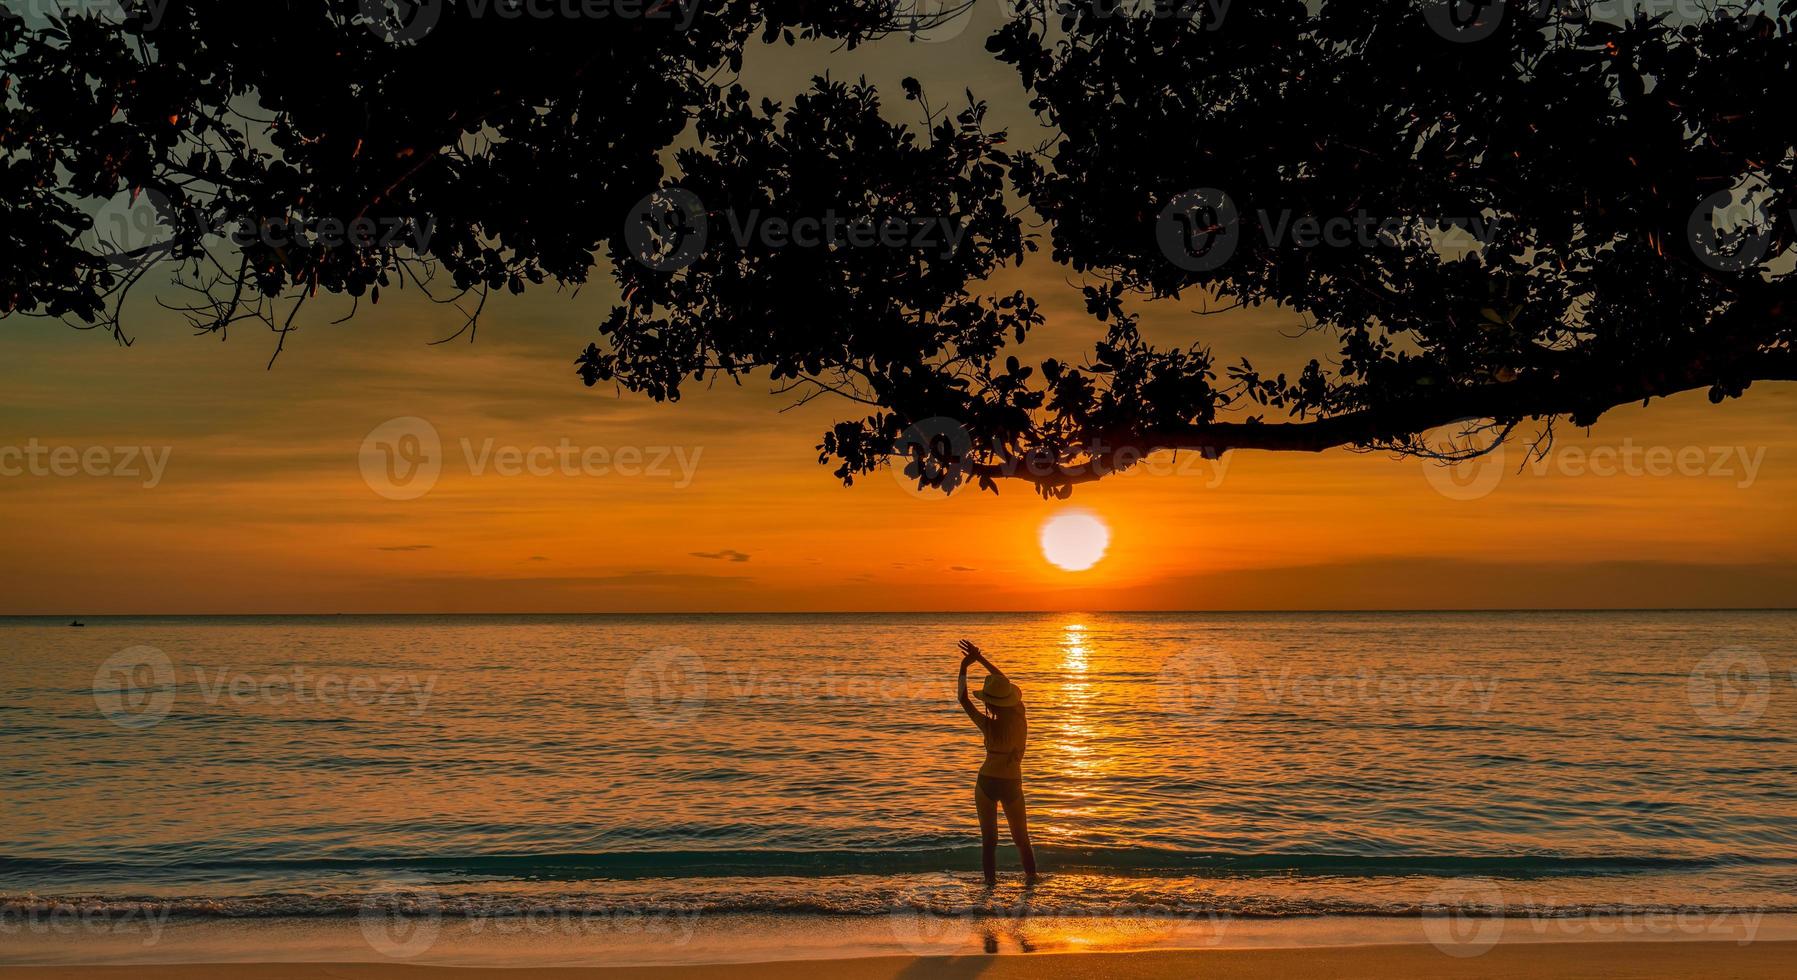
left=4, top=1, right=1794, bottom=495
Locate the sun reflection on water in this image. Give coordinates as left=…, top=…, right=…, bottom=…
left=1061, top=622, right=1089, bottom=673
left=1048, top=620, right=1107, bottom=788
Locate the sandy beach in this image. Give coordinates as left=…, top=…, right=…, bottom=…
left=5, top=942, right=1795, bottom=980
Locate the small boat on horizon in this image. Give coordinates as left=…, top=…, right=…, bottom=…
left=68, top=620, right=84, bottom=627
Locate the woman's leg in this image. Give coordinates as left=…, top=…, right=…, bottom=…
left=975, top=780, right=999, bottom=886
left=998, top=785, right=1038, bottom=880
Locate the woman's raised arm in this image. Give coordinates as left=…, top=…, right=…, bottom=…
left=958, top=639, right=1006, bottom=681
left=956, top=644, right=989, bottom=731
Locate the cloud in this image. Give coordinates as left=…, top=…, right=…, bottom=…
left=950, top=565, right=976, bottom=572
left=377, top=544, right=434, bottom=552
left=528, top=555, right=549, bottom=561
left=691, top=549, right=750, bottom=563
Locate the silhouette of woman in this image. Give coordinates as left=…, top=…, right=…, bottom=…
left=956, top=639, right=1038, bottom=886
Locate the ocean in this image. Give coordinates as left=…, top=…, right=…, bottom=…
left=3, top=611, right=1794, bottom=962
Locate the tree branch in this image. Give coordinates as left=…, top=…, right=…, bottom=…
left=972, top=343, right=1795, bottom=489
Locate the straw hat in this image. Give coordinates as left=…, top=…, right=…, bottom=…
left=973, top=673, right=1022, bottom=708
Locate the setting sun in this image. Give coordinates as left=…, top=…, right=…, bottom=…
left=1040, top=510, right=1111, bottom=572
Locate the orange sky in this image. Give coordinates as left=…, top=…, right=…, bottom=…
left=2, top=15, right=1792, bottom=614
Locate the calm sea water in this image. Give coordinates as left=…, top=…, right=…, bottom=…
left=3, top=612, right=1795, bottom=929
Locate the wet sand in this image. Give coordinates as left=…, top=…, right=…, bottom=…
left=4, top=941, right=1793, bottom=980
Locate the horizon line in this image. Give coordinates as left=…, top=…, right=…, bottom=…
left=7, top=607, right=1795, bottom=618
